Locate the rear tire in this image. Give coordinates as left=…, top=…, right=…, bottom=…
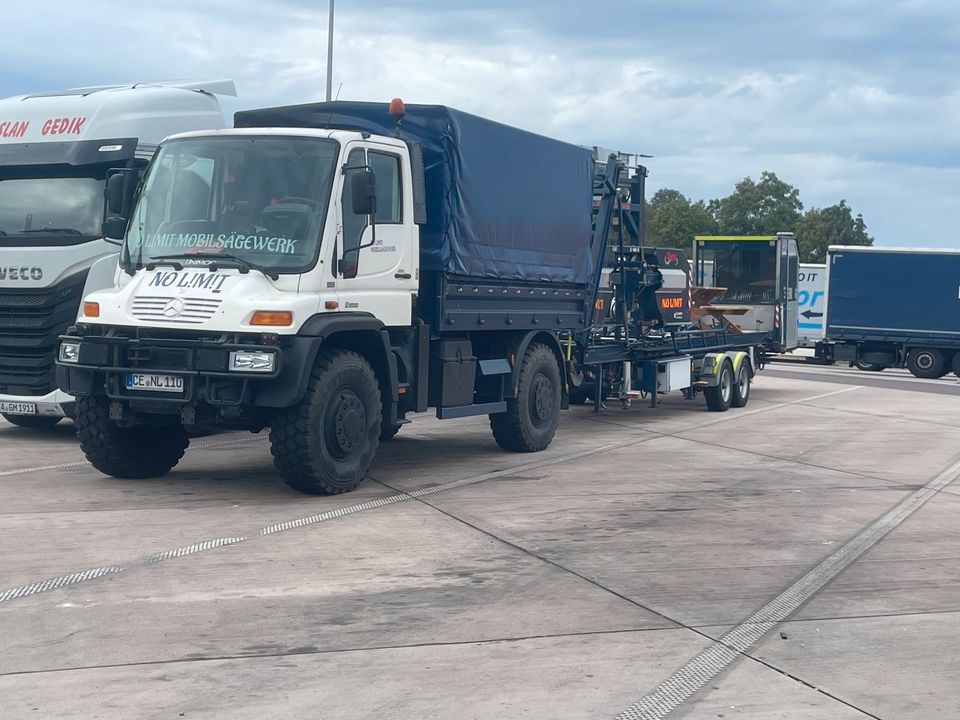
left=490, top=343, right=561, bottom=452
left=853, top=359, right=886, bottom=372
left=704, top=360, right=734, bottom=412
left=2, top=413, right=62, bottom=429
left=951, top=352, right=960, bottom=379
left=270, top=349, right=381, bottom=495
left=906, top=348, right=945, bottom=379
left=74, top=396, right=188, bottom=478
left=731, top=362, right=751, bottom=408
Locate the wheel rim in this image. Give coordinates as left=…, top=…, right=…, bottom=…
left=915, top=352, right=935, bottom=370
left=737, top=368, right=749, bottom=398
left=530, top=372, right=554, bottom=427
left=325, top=389, right=366, bottom=460
left=720, top=367, right=733, bottom=403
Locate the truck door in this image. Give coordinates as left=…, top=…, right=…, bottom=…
left=777, top=235, right=800, bottom=351
left=337, top=144, right=416, bottom=326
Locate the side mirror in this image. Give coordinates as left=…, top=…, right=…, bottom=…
left=350, top=169, right=377, bottom=217
left=105, top=173, right=126, bottom=215
left=102, top=215, right=127, bottom=241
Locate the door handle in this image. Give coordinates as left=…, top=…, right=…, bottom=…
left=395, top=272, right=412, bottom=279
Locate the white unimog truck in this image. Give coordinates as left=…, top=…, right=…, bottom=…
left=57, top=100, right=774, bottom=495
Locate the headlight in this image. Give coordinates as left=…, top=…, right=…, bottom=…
left=229, top=351, right=276, bottom=373
left=59, top=341, right=81, bottom=363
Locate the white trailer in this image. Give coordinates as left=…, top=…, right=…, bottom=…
left=797, top=262, right=826, bottom=348
left=0, top=81, right=234, bottom=427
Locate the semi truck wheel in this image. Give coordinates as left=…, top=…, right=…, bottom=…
left=853, top=359, right=886, bottom=372
left=270, top=349, right=381, bottom=495
left=74, top=397, right=189, bottom=478
left=704, top=359, right=734, bottom=412
left=951, top=352, right=960, bottom=379
left=490, top=343, right=561, bottom=452
left=906, top=348, right=945, bottom=379
left=2, top=413, right=62, bottom=429
left=731, top=363, right=751, bottom=408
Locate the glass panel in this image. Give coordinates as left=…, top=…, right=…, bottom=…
left=125, top=136, right=339, bottom=273
left=0, top=177, right=103, bottom=236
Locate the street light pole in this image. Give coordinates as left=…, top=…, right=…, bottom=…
left=325, top=0, right=335, bottom=102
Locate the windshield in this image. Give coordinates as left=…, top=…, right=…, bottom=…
left=698, top=240, right=777, bottom=304
left=124, top=136, right=339, bottom=274
left=0, top=177, right=103, bottom=237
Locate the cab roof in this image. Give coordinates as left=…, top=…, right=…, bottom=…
left=0, top=81, right=235, bottom=147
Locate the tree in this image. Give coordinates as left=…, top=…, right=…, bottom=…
left=646, top=188, right=718, bottom=255
left=712, top=171, right=803, bottom=235
left=794, top=201, right=873, bottom=263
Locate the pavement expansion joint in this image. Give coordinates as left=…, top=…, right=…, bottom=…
left=613, top=455, right=960, bottom=720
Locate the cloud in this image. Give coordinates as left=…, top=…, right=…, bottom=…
left=1, top=0, right=958, bottom=245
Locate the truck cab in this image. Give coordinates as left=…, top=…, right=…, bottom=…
left=0, top=81, right=234, bottom=427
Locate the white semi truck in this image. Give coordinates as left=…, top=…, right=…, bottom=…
left=0, top=81, right=234, bottom=427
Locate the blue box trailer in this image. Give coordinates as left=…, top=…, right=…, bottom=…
left=823, top=246, right=960, bottom=377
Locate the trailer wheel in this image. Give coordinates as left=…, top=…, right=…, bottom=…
left=2, top=413, right=62, bottom=429
left=704, top=359, right=734, bottom=412
left=731, top=362, right=751, bottom=408
left=490, top=343, right=561, bottom=452
left=906, top=348, right=945, bottom=379
left=74, top=396, right=189, bottom=478
left=270, top=349, right=381, bottom=495
left=951, top=352, right=960, bottom=379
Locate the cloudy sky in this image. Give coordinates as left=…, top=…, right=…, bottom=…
left=3, top=0, right=958, bottom=246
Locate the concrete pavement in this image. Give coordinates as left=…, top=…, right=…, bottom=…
left=1, top=367, right=958, bottom=719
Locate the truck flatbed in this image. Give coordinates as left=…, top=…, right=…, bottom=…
left=583, top=328, right=770, bottom=366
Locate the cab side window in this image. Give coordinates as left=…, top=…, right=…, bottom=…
left=340, top=148, right=367, bottom=279
left=369, top=152, right=402, bottom=224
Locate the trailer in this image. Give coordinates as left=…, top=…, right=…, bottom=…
left=0, top=80, right=234, bottom=428
left=568, top=157, right=776, bottom=411
left=797, top=263, right=826, bottom=348
left=57, top=100, right=782, bottom=495
left=818, top=246, right=960, bottom=377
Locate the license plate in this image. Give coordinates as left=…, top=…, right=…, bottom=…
left=126, top=373, right=184, bottom=393
left=0, top=401, right=37, bottom=415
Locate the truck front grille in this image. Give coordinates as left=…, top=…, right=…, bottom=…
left=0, top=271, right=88, bottom=396
left=131, top=296, right=223, bottom=324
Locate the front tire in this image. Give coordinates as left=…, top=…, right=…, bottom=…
left=2, top=413, right=62, bottom=429
left=704, top=359, right=734, bottom=412
left=490, top=343, right=561, bottom=452
left=74, top=396, right=188, bottom=478
left=906, top=348, right=945, bottom=379
left=270, top=349, right=381, bottom=495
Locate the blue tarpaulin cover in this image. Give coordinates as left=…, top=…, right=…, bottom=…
left=234, top=102, right=595, bottom=285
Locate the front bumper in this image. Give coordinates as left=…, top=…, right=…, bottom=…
left=0, top=389, right=75, bottom=418
left=56, top=327, right=316, bottom=410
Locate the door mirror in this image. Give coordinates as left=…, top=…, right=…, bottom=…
left=102, top=215, right=127, bottom=241
left=102, top=168, right=139, bottom=244
left=350, top=169, right=377, bottom=217
left=105, top=172, right=127, bottom=215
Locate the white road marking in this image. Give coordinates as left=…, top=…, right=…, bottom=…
left=615, top=456, right=960, bottom=720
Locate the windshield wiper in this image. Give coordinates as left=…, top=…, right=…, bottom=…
left=207, top=253, right=280, bottom=281
left=20, top=227, right=83, bottom=235
left=147, top=253, right=280, bottom=281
